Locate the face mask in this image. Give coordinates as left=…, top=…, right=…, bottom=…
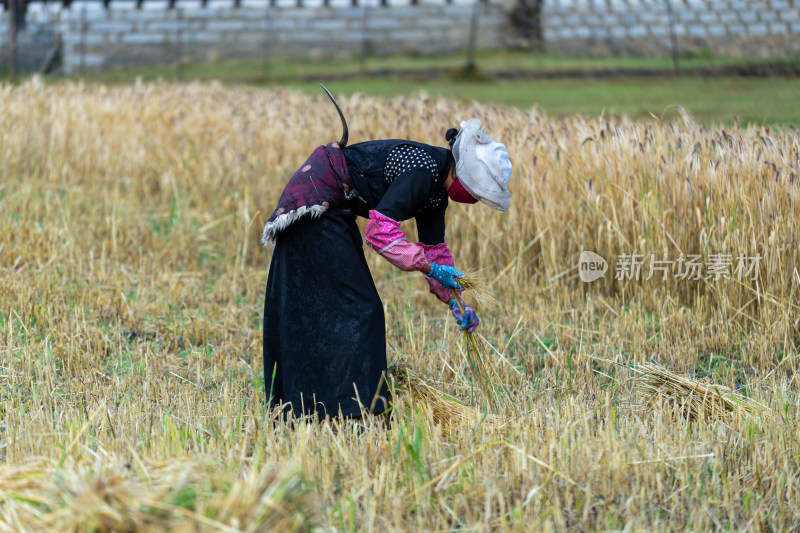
left=447, top=177, right=479, bottom=204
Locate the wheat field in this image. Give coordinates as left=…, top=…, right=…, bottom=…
left=1, top=78, right=799, bottom=531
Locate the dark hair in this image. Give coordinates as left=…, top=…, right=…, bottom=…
left=445, top=128, right=459, bottom=149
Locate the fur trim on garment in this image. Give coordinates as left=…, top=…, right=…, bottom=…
left=261, top=204, right=328, bottom=247
left=261, top=143, right=350, bottom=247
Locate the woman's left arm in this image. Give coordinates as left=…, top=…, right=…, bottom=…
left=414, top=209, right=461, bottom=304
left=416, top=210, right=479, bottom=330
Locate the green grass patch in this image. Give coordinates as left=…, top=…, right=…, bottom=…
left=45, top=50, right=800, bottom=126
left=281, top=76, right=800, bottom=127
left=70, top=50, right=797, bottom=84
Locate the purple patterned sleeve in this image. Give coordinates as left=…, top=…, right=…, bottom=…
left=365, top=210, right=428, bottom=272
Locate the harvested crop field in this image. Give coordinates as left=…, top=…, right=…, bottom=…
left=1, top=79, right=799, bottom=531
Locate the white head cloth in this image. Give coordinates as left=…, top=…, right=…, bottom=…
left=451, top=118, right=513, bottom=212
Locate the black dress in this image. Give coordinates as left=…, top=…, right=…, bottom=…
left=263, top=140, right=453, bottom=419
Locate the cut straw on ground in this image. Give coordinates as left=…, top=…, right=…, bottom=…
left=635, top=361, right=770, bottom=421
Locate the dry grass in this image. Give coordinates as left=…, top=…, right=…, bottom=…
left=0, top=77, right=799, bottom=530
left=0, top=456, right=317, bottom=532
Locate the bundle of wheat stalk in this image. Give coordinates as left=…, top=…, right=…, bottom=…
left=387, top=269, right=508, bottom=424
left=636, top=362, right=770, bottom=421
left=452, top=271, right=509, bottom=414
left=388, top=362, right=484, bottom=431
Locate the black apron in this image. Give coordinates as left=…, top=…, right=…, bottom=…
left=263, top=209, right=389, bottom=419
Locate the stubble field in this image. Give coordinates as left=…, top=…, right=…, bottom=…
left=1, top=78, right=799, bottom=531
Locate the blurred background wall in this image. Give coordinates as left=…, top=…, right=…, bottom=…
left=542, top=0, right=800, bottom=57
left=1, top=0, right=798, bottom=75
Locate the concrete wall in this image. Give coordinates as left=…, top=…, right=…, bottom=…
left=3, top=0, right=508, bottom=74
left=2, top=0, right=799, bottom=74
left=543, top=0, right=800, bottom=57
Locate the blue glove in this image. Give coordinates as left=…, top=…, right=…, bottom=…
left=427, top=263, right=464, bottom=290
left=449, top=299, right=480, bottom=332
